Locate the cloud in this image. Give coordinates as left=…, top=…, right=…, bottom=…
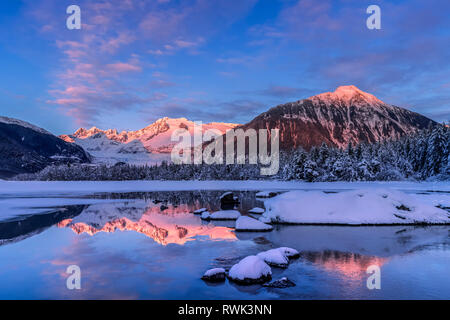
left=257, top=86, right=313, bottom=98
left=143, top=97, right=266, bottom=124
left=242, top=0, right=450, bottom=121
left=105, top=62, right=142, bottom=73
left=24, top=0, right=259, bottom=127
left=19, top=0, right=450, bottom=129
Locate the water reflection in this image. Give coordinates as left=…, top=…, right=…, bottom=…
left=0, top=205, right=86, bottom=246
left=0, top=190, right=264, bottom=246
left=0, top=190, right=448, bottom=299
left=57, top=200, right=237, bottom=245
left=302, top=251, right=388, bottom=280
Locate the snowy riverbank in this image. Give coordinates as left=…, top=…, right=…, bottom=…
left=0, top=180, right=449, bottom=196
left=262, top=189, right=450, bottom=225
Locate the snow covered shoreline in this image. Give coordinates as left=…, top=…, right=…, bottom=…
left=0, top=180, right=449, bottom=196
left=262, top=189, right=450, bottom=225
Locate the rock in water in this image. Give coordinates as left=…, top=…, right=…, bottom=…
left=193, top=208, right=208, bottom=214
left=201, top=268, right=226, bottom=282
left=235, top=216, right=273, bottom=232
left=263, top=277, right=296, bottom=288
left=201, top=211, right=211, bottom=220
left=278, top=247, right=300, bottom=259
left=220, top=192, right=239, bottom=208
left=248, top=207, right=265, bottom=214
left=202, top=210, right=241, bottom=221
left=228, top=255, right=272, bottom=285
left=257, top=249, right=289, bottom=268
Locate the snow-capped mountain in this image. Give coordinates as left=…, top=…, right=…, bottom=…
left=240, top=85, right=437, bottom=150
left=0, top=116, right=90, bottom=178
left=61, top=117, right=239, bottom=165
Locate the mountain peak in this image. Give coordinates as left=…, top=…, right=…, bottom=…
left=310, top=85, right=384, bottom=106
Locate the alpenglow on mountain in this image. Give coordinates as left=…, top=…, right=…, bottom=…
left=61, top=117, right=239, bottom=165
left=239, top=85, right=437, bottom=151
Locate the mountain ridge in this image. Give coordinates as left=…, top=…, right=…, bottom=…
left=61, top=117, right=240, bottom=165
left=238, top=85, right=437, bottom=151
left=0, top=116, right=91, bottom=178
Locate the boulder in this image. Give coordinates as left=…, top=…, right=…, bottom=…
left=235, top=216, right=273, bottom=232
left=263, top=277, right=296, bottom=288
left=228, top=255, right=272, bottom=285
left=201, top=268, right=226, bottom=282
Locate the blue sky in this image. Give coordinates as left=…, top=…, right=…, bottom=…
left=0, top=0, right=449, bottom=134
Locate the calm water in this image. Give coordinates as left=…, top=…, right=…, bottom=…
left=0, top=190, right=449, bottom=300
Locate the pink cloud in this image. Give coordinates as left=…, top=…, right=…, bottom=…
left=105, top=62, right=142, bottom=73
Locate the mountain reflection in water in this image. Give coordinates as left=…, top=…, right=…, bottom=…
left=0, top=190, right=449, bottom=299
left=57, top=200, right=237, bottom=245
left=0, top=190, right=263, bottom=246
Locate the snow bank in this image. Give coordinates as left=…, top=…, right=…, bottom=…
left=235, top=216, right=273, bottom=231
left=255, top=191, right=279, bottom=198
left=248, top=207, right=265, bottom=214
left=1, top=180, right=449, bottom=196
left=262, top=189, right=450, bottom=225
left=228, top=255, right=272, bottom=284
left=202, top=210, right=241, bottom=220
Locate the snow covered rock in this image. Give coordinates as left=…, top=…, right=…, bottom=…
left=201, top=211, right=211, bottom=220
left=202, top=210, right=241, bottom=220
left=228, top=256, right=272, bottom=284
left=248, top=207, right=265, bottom=214
left=257, top=249, right=289, bottom=268
left=255, top=191, right=279, bottom=198
left=258, top=216, right=272, bottom=224
left=220, top=192, right=239, bottom=206
left=278, top=247, right=300, bottom=259
left=235, top=216, right=273, bottom=232
left=263, top=277, right=296, bottom=288
left=262, top=189, right=450, bottom=225
left=193, top=208, right=207, bottom=214
left=201, top=268, right=226, bottom=282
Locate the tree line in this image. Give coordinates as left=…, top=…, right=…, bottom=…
left=15, top=125, right=449, bottom=181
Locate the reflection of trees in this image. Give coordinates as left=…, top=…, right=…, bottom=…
left=82, top=190, right=265, bottom=214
